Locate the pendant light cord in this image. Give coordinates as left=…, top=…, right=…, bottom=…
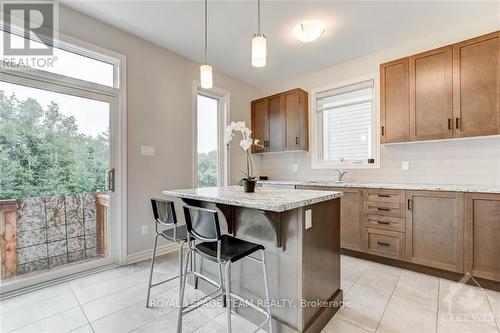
left=257, top=0, right=261, bottom=34
left=204, top=0, right=208, bottom=63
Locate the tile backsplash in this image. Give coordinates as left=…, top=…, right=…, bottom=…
left=258, top=137, right=500, bottom=186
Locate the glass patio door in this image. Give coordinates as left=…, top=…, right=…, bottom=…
left=0, top=76, right=116, bottom=290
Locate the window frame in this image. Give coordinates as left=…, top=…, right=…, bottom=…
left=192, top=82, right=230, bottom=187
left=0, top=29, right=128, bottom=296
left=311, top=73, right=380, bottom=169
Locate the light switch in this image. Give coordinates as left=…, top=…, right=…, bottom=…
left=141, top=145, right=155, bottom=156
left=402, top=161, right=409, bottom=171
left=305, top=209, right=312, bottom=229
left=293, top=164, right=299, bottom=172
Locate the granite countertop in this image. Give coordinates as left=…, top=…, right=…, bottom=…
left=162, top=186, right=343, bottom=212
left=258, top=180, right=500, bottom=194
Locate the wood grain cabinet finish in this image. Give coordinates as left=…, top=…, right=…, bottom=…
left=296, top=186, right=363, bottom=251
left=380, top=58, right=410, bottom=143
left=465, top=193, right=500, bottom=282
left=363, top=228, right=406, bottom=260
left=251, top=98, right=269, bottom=153
left=251, top=88, right=308, bottom=153
left=406, top=191, right=464, bottom=273
left=453, top=31, right=500, bottom=138
left=380, top=30, right=499, bottom=143
left=409, top=46, right=453, bottom=141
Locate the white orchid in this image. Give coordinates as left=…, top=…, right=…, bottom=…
left=224, top=121, right=263, bottom=181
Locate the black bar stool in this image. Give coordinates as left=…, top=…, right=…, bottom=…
left=177, top=205, right=273, bottom=333
left=146, top=198, right=195, bottom=307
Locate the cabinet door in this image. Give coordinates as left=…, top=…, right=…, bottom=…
left=380, top=58, right=410, bottom=143
left=251, top=98, right=269, bottom=153
left=296, top=186, right=363, bottom=251
left=453, top=31, right=500, bottom=138
left=268, top=94, right=285, bottom=152
left=406, top=191, right=464, bottom=273
left=284, top=89, right=309, bottom=151
left=465, top=193, right=500, bottom=282
left=410, top=46, right=453, bottom=141
left=336, top=188, right=363, bottom=251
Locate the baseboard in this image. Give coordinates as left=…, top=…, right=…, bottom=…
left=127, top=243, right=179, bottom=264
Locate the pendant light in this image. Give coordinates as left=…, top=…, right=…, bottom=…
left=251, top=0, right=266, bottom=67
left=200, top=0, right=213, bottom=88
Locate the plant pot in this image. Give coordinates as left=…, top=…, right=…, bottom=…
left=243, top=180, right=256, bottom=193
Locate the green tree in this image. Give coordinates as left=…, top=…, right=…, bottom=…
left=0, top=90, right=109, bottom=199
left=197, top=150, right=218, bottom=187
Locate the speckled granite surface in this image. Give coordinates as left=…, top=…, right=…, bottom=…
left=162, top=186, right=342, bottom=212
left=258, top=180, right=500, bottom=194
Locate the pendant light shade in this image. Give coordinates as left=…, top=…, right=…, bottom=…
left=200, top=0, right=213, bottom=88
left=251, top=0, right=266, bottom=68
left=200, top=63, right=213, bottom=89
left=251, top=33, right=267, bottom=67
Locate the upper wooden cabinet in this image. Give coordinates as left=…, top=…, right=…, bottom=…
left=410, top=46, right=453, bottom=141
left=251, top=88, right=308, bottom=153
left=381, top=30, right=500, bottom=143
left=380, top=58, right=410, bottom=143
left=453, top=31, right=500, bottom=138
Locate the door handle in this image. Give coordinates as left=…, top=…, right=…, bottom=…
left=381, top=126, right=385, bottom=136
left=107, top=169, right=115, bottom=192
left=295, top=137, right=299, bottom=145
left=456, top=117, right=460, bottom=129
left=448, top=118, right=452, bottom=130
left=407, top=199, right=412, bottom=210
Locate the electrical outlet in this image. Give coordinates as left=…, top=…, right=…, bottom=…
left=402, top=161, right=410, bottom=171
left=141, top=145, right=155, bottom=156
left=305, top=209, right=312, bottom=229
left=293, top=164, right=298, bottom=172
left=141, top=225, right=148, bottom=235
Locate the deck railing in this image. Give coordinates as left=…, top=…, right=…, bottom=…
left=0, top=193, right=109, bottom=280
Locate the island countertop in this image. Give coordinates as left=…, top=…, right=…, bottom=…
left=162, top=185, right=342, bottom=212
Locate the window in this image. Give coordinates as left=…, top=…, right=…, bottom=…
left=312, top=76, right=379, bottom=169
left=195, top=87, right=229, bottom=187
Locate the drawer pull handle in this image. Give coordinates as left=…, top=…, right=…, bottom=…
left=377, top=208, right=391, bottom=211
left=377, top=194, right=391, bottom=198
left=377, top=241, right=390, bottom=247
left=376, top=221, right=390, bottom=225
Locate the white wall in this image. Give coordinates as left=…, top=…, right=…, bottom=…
left=58, top=6, right=260, bottom=255
left=258, top=19, right=500, bottom=186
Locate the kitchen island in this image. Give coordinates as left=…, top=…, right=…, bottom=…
left=162, top=186, right=343, bottom=333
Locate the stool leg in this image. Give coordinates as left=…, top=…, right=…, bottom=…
left=218, top=262, right=226, bottom=307
left=145, top=234, right=159, bottom=308
left=224, top=261, right=232, bottom=333
left=192, top=251, right=198, bottom=289
left=177, top=249, right=191, bottom=333
left=261, top=250, right=273, bottom=333
left=178, top=241, right=185, bottom=305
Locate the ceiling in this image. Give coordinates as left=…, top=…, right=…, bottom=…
left=62, top=1, right=500, bottom=87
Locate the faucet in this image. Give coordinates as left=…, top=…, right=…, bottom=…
left=335, top=169, right=348, bottom=183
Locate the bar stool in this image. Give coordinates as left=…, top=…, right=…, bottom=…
left=146, top=198, right=196, bottom=307
left=177, top=205, right=273, bottom=333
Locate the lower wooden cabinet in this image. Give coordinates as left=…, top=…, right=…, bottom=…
left=363, top=228, right=406, bottom=260
left=406, top=191, right=464, bottom=273
left=465, top=193, right=500, bottom=282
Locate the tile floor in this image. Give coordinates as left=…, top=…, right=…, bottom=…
left=1, top=253, right=500, bottom=333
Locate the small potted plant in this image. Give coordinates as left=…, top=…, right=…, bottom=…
left=224, top=121, right=261, bottom=193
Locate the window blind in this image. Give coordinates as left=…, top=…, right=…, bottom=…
left=317, top=80, right=374, bottom=162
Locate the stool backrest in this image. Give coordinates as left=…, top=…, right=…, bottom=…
left=151, top=198, right=177, bottom=226
left=183, top=205, right=221, bottom=242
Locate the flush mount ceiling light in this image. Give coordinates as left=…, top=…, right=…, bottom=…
left=200, top=0, right=213, bottom=89
left=251, top=0, right=267, bottom=67
left=293, top=20, right=326, bottom=43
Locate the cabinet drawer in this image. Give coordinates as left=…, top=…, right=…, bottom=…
left=364, top=201, right=404, bottom=217
left=365, top=189, right=404, bottom=204
left=364, top=215, right=405, bottom=232
left=364, top=228, right=405, bottom=260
